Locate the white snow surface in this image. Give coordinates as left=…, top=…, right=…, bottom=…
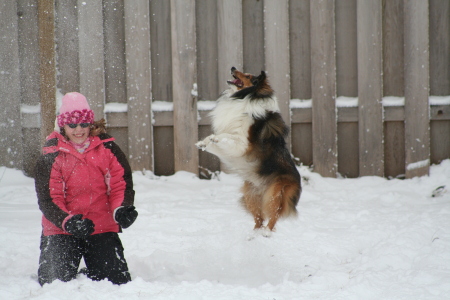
left=0, top=160, right=449, bottom=300
left=104, top=102, right=128, bottom=113
left=20, top=104, right=41, bottom=114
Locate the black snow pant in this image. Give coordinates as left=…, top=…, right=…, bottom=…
left=38, top=232, right=131, bottom=286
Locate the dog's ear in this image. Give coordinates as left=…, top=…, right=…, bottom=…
left=251, top=71, right=266, bottom=86
left=258, top=71, right=267, bottom=81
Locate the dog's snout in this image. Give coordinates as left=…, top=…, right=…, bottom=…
left=231, top=66, right=236, bottom=73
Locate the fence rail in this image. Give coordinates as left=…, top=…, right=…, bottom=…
left=1, top=0, right=449, bottom=179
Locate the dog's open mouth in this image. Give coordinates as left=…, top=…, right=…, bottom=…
left=227, top=76, right=243, bottom=88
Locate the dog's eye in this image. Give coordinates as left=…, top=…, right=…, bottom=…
left=245, top=75, right=251, bottom=79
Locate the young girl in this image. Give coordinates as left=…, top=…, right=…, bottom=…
left=35, top=92, right=138, bottom=285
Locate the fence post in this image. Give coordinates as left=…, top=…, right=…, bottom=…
left=357, top=0, right=384, bottom=176
left=55, top=1, right=80, bottom=94
left=78, top=0, right=105, bottom=120
left=38, top=0, right=56, bottom=143
left=310, top=0, right=338, bottom=177
left=383, top=0, right=405, bottom=178
left=171, top=0, right=199, bottom=174
left=404, top=0, right=430, bottom=178
left=264, top=0, right=291, bottom=150
left=0, top=0, right=22, bottom=169
left=124, top=1, right=154, bottom=172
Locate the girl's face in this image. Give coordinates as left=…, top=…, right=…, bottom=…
left=63, top=123, right=90, bottom=144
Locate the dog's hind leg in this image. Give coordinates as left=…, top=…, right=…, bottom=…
left=264, top=192, right=282, bottom=231
left=240, top=181, right=264, bottom=229
left=264, top=180, right=300, bottom=231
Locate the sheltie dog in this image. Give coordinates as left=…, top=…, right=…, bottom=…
left=196, top=67, right=301, bottom=234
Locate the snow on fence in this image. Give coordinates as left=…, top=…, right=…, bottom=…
left=0, top=0, right=449, bottom=179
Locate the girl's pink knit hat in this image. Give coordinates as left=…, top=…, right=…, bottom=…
left=57, top=92, right=94, bottom=127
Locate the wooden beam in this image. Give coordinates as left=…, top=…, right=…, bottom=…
left=217, top=0, right=243, bottom=92
left=54, top=0, right=79, bottom=94
left=404, top=0, right=430, bottom=178
left=357, top=0, right=384, bottom=176
left=196, top=0, right=218, bottom=100
left=336, top=0, right=357, bottom=97
left=289, top=0, right=311, bottom=100
left=310, top=0, right=338, bottom=177
left=38, top=0, right=56, bottom=142
left=124, top=0, right=154, bottom=171
left=429, top=0, right=450, bottom=95
left=78, top=0, right=105, bottom=119
left=150, top=0, right=172, bottom=102
left=264, top=0, right=291, bottom=150
left=103, top=1, right=127, bottom=104
left=170, top=0, right=199, bottom=174
left=383, top=0, right=404, bottom=96
left=0, top=0, right=22, bottom=168
left=243, top=0, right=264, bottom=74
left=18, top=0, right=41, bottom=105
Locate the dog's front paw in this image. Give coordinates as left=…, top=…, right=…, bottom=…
left=196, top=134, right=216, bottom=150
left=195, top=140, right=207, bottom=150
left=209, top=135, right=219, bottom=144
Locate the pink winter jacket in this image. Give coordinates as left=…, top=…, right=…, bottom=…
left=35, top=131, right=135, bottom=236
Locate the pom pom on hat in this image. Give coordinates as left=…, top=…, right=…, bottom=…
left=57, top=92, right=94, bottom=127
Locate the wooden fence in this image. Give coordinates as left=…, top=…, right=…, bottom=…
left=0, top=0, right=449, bottom=179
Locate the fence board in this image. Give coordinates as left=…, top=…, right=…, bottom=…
left=357, top=0, right=384, bottom=176
left=38, top=0, right=56, bottom=141
left=429, top=0, right=450, bottom=95
left=150, top=1, right=172, bottom=101
left=404, top=0, right=430, bottom=178
left=18, top=0, right=40, bottom=175
left=384, top=122, right=405, bottom=177
left=18, top=0, right=40, bottom=106
left=104, top=0, right=127, bottom=104
left=154, top=127, right=174, bottom=176
left=310, top=0, right=338, bottom=177
left=264, top=0, right=291, bottom=149
left=78, top=0, right=105, bottom=119
left=383, top=0, right=404, bottom=96
left=243, top=0, right=264, bottom=74
left=291, top=123, right=312, bottom=166
left=196, top=0, right=218, bottom=100
left=55, top=0, right=79, bottom=94
left=124, top=0, right=154, bottom=171
left=217, top=0, right=243, bottom=91
left=335, top=0, right=358, bottom=177
left=430, top=120, right=450, bottom=164
left=336, top=0, right=357, bottom=97
left=171, top=0, right=199, bottom=174
left=338, top=122, right=359, bottom=178
left=289, top=0, right=311, bottom=100
left=0, top=0, right=22, bottom=169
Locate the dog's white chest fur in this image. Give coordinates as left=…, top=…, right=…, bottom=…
left=210, top=90, right=280, bottom=136
left=196, top=89, right=280, bottom=183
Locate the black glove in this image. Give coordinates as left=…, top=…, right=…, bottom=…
left=115, top=206, right=138, bottom=229
left=64, top=214, right=95, bottom=238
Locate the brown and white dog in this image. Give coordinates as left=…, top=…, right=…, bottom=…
left=196, top=67, right=301, bottom=234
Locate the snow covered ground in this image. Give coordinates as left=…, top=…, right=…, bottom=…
left=0, top=160, right=449, bottom=300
